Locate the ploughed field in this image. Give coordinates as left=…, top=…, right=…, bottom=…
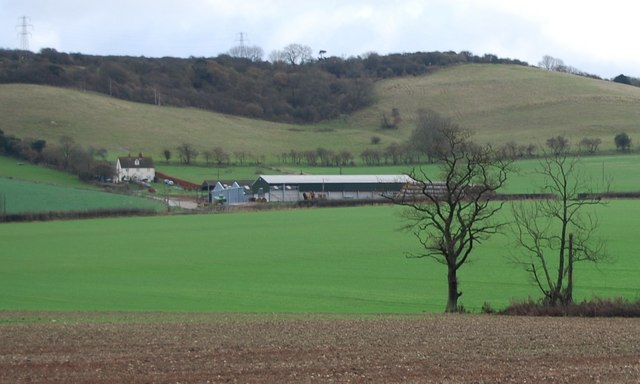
left=1, top=312, right=639, bottom=383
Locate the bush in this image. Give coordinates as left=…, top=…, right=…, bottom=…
left=499, top=297, right=640, bottom=317
left=481, top=302, right=495, bottom=314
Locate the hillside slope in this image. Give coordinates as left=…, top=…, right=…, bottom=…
left=2, top=64, right=640, bottom=158
left=0, top=84, right=366, bottom=158
left=354, top=64, right=640, bottom=148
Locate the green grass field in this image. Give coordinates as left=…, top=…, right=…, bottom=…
left=280, top=153, right=640, bottom=194
left=0, top=155, right=86, bottom=188
left=156, top=164, right=275, bottom=183
left=1, top=203, right=638, bottom=313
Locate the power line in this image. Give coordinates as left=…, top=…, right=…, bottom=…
left=16, top=16, right=33, bottom=51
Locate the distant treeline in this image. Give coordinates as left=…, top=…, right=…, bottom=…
left=0, top=48, right=527, bottom=123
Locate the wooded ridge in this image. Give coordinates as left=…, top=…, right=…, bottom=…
left=0, top=49, right=526, bottom=123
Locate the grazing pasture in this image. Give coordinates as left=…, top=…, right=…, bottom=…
left=1, top=203, right=639, bottom=313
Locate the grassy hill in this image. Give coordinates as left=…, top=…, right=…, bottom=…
left=351, top=64, right=640, bottom=148
left=3, top=64, right=640, bottom=159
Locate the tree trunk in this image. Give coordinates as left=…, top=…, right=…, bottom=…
left=446, top=266, right=462, bottom=312
left=564, top=233, right=574, bottom=305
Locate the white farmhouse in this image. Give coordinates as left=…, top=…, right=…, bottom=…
left=115, top=155, right=155, bottom=183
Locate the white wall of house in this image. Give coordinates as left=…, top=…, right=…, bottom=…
left=116, top=159, right=155, bottom=183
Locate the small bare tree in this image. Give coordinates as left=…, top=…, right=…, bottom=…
left=579, top=137, right=602, bottom=154
left=176, top=143, right=198, bottom=165
left=212, top=147, right=230, bottom=166
left=395, top=118, right=513, bottom=313
left=511, top=142, right=607, bottom=306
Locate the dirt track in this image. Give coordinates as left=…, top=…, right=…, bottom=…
left=1, top=312, right=639, bottom=383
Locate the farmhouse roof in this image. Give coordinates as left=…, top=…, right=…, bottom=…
left=254, top=174, right=414, bottom=185
left=118, top=156, right=154, bottom=169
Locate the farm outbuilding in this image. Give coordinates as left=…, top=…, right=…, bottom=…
left=251, top=175, right=414, bottom=202
left=209, top=182, right=251, bottom=204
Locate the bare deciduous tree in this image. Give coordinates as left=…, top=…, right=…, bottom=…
left=538, top=55, right=565, bottom=71
left=270, top=43, right=313, bottom=65
left=212, top=147, right=230, bottom=166
left=511, top=142, right=608, bottom=306
left=410, top=109, right=458, bottom=163
left=59, top=135, right=76, bottom=170
left=546, top=135, right=569, bottom=154
left=395, top=120, right=513, bottom=313
left=176, top=143, right=198, bottom=165
left=228, top=45, right=264, bottom=62
left=579, top=137, right=602, bottom=154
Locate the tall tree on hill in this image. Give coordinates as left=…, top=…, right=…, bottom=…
left=394, top=115, right=513, bottom=313
left=511, top=140, right=608, bottom=306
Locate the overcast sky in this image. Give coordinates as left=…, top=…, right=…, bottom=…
left=2, top=0, right=639, bottom=78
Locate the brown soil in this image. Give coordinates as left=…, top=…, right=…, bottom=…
left=1, top=312, right=639, bottom=383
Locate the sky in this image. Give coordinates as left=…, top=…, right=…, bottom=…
left=1, top=0, right=639, bottom=79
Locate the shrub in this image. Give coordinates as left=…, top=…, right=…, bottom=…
left=481, top=302, right=495, bottom=314
left=499, top=297, right=640, bottom=317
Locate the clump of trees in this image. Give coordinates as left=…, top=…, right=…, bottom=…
left=538, top=54, right=601, bottom=79
left=278, top=147, right=354, bottom=167
left=0, top=130, right=113, bottom=181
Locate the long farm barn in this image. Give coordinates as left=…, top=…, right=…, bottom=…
left=251, top=175, right=413, bottom=202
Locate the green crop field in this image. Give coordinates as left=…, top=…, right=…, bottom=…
left=1, top=203, right=639, bottom=313
left=0, top=177, right=166, bottom=214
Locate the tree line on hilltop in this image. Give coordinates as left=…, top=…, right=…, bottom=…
left=0, top=47, right=526, bottom=123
